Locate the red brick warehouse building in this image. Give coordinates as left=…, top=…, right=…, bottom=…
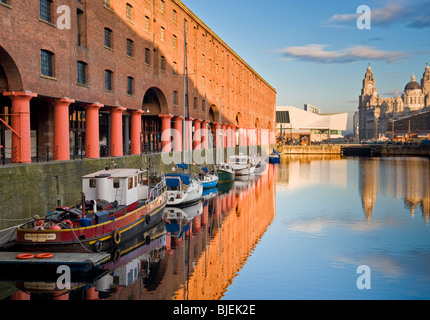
left=0, top=0, right=277, bottom=163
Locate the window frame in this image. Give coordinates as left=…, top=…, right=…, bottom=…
left=39, top=0, right=53, bottom=23
left=160, top=27, right=165, bottom=42
left=126, top=38, right=134, bottom=57
left=40, top=49, right=54, bottom=78
left=77, top=61, right=88, bottom=85
left=126, top=3, right=133, bottom=22
left=145, top=48, right=151, bottom=65
left=105, top=69, right=114, bottom=91
left=104, top=27, right=113, bottom=49
left=161, top=56, right=166, bottom=72
left=173, top=91, right=178, bottom=106
left=127, top=76, right=134, bottom=96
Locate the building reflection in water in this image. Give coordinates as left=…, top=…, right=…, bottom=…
left=3, top=164, right=277, bottom=301
left=359, top=157, right=430, bottom=223
left=277, top=154, right=430, bottom=224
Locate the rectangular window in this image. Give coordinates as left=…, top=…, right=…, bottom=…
left=145, top=16, right=149, bottom=32
left=128, top=177, right=133, bottom=189
left=173, top=9, right=177, bottom=23
left=202, top=99, right=205, bottom=111
left=39, top=0, right=52, bottom=23
left=173, top=62, right=177, bottom=75
left=160, top=0, right=165, bottom=13
left=173, top=35, right=177, bottom=49
left=105, top=70, right=113, bottom=91
left=145, top=48, right=150, bottom=65
left=40, top=50, right=54, bottom=77
left=126, top=3, right=133, bottom=21
left=127, top=76, right=134, bottom=95
left=161, top=56, right=166, bottom=71
left=113, top=179, right=120, bottom=188
left=160, top=27, right=165, bottom=42
left=173, top=91, right=178, bottom=106
left=77, top=8, right=87, bottom=47
left=127, top=38, right=134, bottom=57
left=194, top=97, right=197, bottom=110
left=104, top=28, right=112, bottom=48
left=77, top=61, right=87, bottom=85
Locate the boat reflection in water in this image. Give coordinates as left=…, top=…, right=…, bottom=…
left=2, top=164, right=276, bottom=300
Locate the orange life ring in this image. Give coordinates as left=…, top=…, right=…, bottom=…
left=16, top=253, right=35, bottom=260
left=35, top=253, right=54, bottom=259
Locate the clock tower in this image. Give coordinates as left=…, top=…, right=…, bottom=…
left=362, top=63, right=377, bottom=96
left=358, top=64, right=378, bottom=140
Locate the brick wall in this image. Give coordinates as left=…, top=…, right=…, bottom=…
left=0, top=0, right=276, bottom=129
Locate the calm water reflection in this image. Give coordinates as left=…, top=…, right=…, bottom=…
left=224, top=155, right=430, bottom=300
left=0, top=165, right=276, bottom=300
left=2, top=155, right=430, bottom=300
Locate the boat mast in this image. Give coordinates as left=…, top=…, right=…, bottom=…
left=217, top=97, right=222, bottom=165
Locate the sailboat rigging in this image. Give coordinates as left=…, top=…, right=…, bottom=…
left=165, top=19, right=203, bottom=206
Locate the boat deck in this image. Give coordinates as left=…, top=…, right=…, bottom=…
left=0, top=251, right=110, bottom=276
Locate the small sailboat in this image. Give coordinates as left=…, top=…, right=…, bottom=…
left=228, top=153, right=257, bottom=176
left=253, top=157, right=268, bottom=175
left=269, top=149, right=281, bottom=164
left=163, top=201, right=203, bottom=238
left=198, top=166, right=219, bottom=189
left=164, top=20, right=203, bottom=207
left=165, top=165, right=203, bottom=207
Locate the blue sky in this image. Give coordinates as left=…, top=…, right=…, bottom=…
left=181, top=0, right=430, bottom=130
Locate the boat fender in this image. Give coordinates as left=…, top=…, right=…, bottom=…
left=33, top=226, right=44, bottom=231
left=113, top=230, right=121, bottom=245
left=94, top=240, right=103, bottom=253
left=146, top=214, right=151, bottom=224
left=35, top=253, right=54, bottom=259
left=16, top=253, right=35, bottom=260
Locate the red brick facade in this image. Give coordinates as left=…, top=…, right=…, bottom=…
left=0, top=0, right=276, bottom=163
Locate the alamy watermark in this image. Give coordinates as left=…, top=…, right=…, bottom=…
left=56, top=5, right=71, bottom=29
left=357, top=5, right=371, bottom=30
left=57, top=265, right=71, bottom=290
left=160, top=124, right=271, bottom=166
left=356, top=265, right=371, bottom=290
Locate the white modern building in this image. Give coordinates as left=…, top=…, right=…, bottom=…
left=276, top=105, right=348, bottom=144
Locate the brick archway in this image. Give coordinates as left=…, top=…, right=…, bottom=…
left=142, top=87, right=169, bottom=115
left=0, top=46, right=23, bottom=91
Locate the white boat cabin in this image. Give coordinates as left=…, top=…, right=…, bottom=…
left=82, top=168, right=149, bottom=206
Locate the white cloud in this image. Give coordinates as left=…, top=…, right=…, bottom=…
left=278, top=44, right=409, bottom=64
left=327, top=1, right=430, bottom=28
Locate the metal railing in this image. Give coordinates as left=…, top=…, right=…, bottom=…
left=0, top=142, right=163, bottom=165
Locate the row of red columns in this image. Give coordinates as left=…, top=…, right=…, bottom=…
left=3, top=91, right=276, bottom=164
left=2, top=92, right=144, bottom=163
left=159, top=114, right=276, bottom=152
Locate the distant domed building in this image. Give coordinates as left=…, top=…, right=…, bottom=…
left=357, top=63, right=430, bottom=140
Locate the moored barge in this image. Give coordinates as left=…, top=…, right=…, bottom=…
left=16, top=168, right=167, bottom=253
